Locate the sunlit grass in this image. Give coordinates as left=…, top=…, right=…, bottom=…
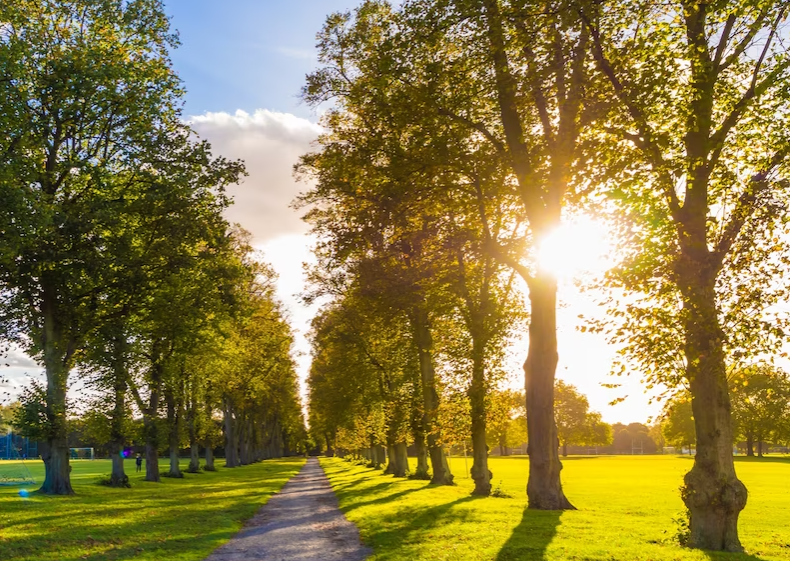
left=321, top=455, right=790, bottom=561
left=0, top=457, right=305, bottom=561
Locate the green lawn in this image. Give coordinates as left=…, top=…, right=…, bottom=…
left=0, top=457, right=305, bottom=561
left=321, top=455, right=790, bottom=561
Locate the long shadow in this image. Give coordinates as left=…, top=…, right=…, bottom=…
left=704, top=550, right=766, bottom=561
left=341, top=485, right=424, bottom=512
left=495, top=507, right=562, bottom=561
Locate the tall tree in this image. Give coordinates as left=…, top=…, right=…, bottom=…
left=0, top=0, right=242, bottom=494
left=581, top=0, right=790, bottom=548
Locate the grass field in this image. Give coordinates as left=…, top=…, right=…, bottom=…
left=0, top=456, right=305, bottom=561
left=321, top=455, right=790, bottom=561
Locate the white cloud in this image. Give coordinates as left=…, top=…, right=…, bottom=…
left=188, top=109, right=322, bottom=244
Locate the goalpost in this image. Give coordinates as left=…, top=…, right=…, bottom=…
left=0, top=434, right=36, bottom=486
left=69, top=447, right=95, bottom=460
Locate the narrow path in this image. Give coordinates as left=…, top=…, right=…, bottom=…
left=205, top=457, right=371, bottom=561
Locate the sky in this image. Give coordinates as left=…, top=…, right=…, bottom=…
left=0, top=0, right=661, bottom=425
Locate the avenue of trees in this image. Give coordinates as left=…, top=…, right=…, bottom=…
left=300, top=0, right=790, bottom=552
left=0, top=1, right=305, bottom=493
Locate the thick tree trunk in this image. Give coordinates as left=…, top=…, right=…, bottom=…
left=757, top=441, right=763, bottom=458
left=168, top=447, right=182, bottom=478
left=413, top=427, right=430, bottom=479
left=145, top=438, right=159, bottom=482
left=39, top=303, right=74, bottom=495
left=392, top=441, right=409, bottom=477
left=166, top=389, right=182, bottom=478
left=204, top=446, right=216, bottom=471
left=562, top=442, right=568, bottom=457
left=745, top=434, right=754, bottom=457
left=223, top=399, right=239, bottom=467
left=680, top=270, right=747, bottom=552
left=525, top=275, right=574, bottom=510
left=469, top=342, right=492, bottom=495
left=188, top=443, right=200, bottom=473
left=106, top=331, right=129, bottom=487
left=109, top=448, right=129, bottom=487
left=411, top=308, right=453, bottom=485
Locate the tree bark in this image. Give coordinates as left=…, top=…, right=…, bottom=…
left=469, top=341, right=492, bottom=495
left=680, top=266, right=747, bottom=552
left=745, top=434, right=754, bottom=457
left=757, top=440, right=763, bottom=458
left=188, top=443, right=200, bottom=473
left=39, top=301, right=74, bottom=495
left=525, top=274, right=574, bottom=510
left=223, top=398, right=239, bottom=467
left=165, top=387, right=182, bottom=478
left=108, top=332, right=129, bottom=487
left=562, top=442, right=568, bottom=457
left=411, top=308, right=453, bottom=485
left=412, top=424, right=430, bottom=479
left=205, top=445, right=216, bottom=471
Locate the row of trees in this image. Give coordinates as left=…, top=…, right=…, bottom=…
left=0, top=0, right=304, bottom=493
left=662, top=365, right=790, bottom=456
left=300, top=0, right=790, bottom=551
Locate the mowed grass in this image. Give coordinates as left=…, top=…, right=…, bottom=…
left=321, top=455, right=790, bottom=561
left=0, top=456, right=305, bottom=561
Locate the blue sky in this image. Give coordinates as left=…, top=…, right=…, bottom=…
left=165, top=0, right=358, bottom=117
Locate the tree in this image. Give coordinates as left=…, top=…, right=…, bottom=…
left=730, top=365, right=790, bottom=457
left=0, top=0, right=242, bottom=495
left=0, top=402, right=19, bottom=434
left=662, top=396, right=696, bottom=454
left=581, top=0, right=790, bottom=548
left=555, top=381, right=590, bottom=457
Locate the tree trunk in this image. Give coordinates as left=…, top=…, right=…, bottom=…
left=223, top=399, right=239, bottom=468
left=745, top=434, right=754, bottom=457
left=145, top=437, right=159, bottom=482
left=392, top=441, right=409, bottom=477
left=108, top=332, right=129, bottom=487
left=680, top=269, right=747, bottom=552
left=324, top=433, right=335, bottom=457
left=166, top=388, right=182, bottom=478
left=562, top=442, right=568, bottom=457
left=204, top=446, right=216, bottom=471
left=411, top=308, right=453, bottom=485
left=525, top=274, right=574, bottom=510
left=39, top=302, right=74, bottom=495
left=469, top=341, right=492, bottom=495
left=188, top=443, right=200, bottom=473
left=757, top=440, right=763, bottom=458
left=109, top=448, right=129, bottom=487
left=412, top=424, right=430, bottom=480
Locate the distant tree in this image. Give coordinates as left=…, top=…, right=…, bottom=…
left=487, top=389, right=524, bottom=456
left=0, top=402, right=19, bottom=435
left=555, top=381, right=590, bottom=457
left=581, top=412, right=613, bottom=450
left=662, top=396, right=696, bottom=454
left=730, top=365, right=790, bottom=457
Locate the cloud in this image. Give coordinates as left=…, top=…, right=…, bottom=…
left=188, top=109, right=322, bottom=244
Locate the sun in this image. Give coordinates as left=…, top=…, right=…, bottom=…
left=535, top=216, right=615, bottom=281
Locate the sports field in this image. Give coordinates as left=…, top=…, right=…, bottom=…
left=321, top=455, right=790, bottom=561
left=0, top=457, right=305, bottom=561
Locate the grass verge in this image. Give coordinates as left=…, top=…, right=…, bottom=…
left=321, top=455, right=790, bottom=561
left=0, top=457, right=305, bottom=561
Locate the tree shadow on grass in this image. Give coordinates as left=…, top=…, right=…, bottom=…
left=704, top=550, right=767, bottom=561
left=495, top=507, right=562, bottom=561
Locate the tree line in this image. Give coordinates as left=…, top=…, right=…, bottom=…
left=299, top=0, right=790, bottom=552
left=0, top=0, right=305, bottom=493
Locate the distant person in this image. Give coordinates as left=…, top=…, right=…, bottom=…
left=136, top=453, right=143, bottom=473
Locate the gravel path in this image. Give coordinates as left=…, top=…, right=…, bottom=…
left=204, top=457, right=371, bottom=561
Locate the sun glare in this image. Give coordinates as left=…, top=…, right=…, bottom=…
left=536, top=216, right=615, bottom=281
